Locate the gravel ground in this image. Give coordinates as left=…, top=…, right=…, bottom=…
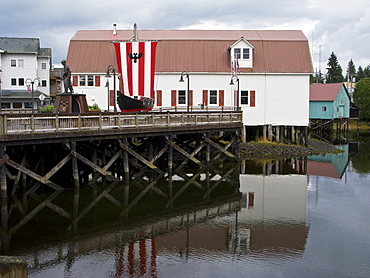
left=240, top=139, right=339, bottom=159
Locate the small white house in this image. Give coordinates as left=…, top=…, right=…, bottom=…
left=66, top=28, right=313, bottom=141
left=0, top=37, right=52, bottom=112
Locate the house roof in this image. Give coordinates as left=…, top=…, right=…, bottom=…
left=309, top=83, right=347, bottom=101
left=0, top=37, right=51, bottom=56
left=1, top=90, right=50, bottom=99
left=66, top=29, right=313, bottom=74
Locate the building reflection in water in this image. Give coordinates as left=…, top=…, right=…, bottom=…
left=1, top=157, right=312, bottom=277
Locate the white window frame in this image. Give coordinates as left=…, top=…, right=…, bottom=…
left=18, top=59, right=24, bottom=67
left=178, top=90, right=186, bottom=105
left=209, top=90, right=218, bottom=105
left=79, top=75, right=95, bottom=87
left=241, top=90, right=249, bottom=105
left=234, top=48, right=250, bottom=60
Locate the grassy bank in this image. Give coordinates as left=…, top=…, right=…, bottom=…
left=240, top=139, right=340, bottom=160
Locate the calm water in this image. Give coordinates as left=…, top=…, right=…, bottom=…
left=1, top=135, right=370, bottom=278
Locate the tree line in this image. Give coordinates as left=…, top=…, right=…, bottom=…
left=311, top=52, right=370, bottom=120
left=311, top=52, right=370, bottom=84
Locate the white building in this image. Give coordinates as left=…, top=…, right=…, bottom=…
left=66, top=28, right=313, bottom=141
left=0, top=37, right=52, bottom=112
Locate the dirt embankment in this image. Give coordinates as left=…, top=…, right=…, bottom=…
left=240, top=139, right=339, bottom=159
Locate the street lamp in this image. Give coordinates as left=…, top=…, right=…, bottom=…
left=230, top=76, right=240, bottom=110
left=179, top=71, right=190, bottom=112
left=105, top=65, right=117, bottom=112
left=0, top=78, right=2, bottom=112
left=25, top=77, right=40, bottom=114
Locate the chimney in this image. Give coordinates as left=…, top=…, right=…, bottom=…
left=113, top=24, right=117, bottom=35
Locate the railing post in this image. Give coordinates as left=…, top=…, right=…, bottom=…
left=0, top=116, right=4, bottom=136
left=55, top=115, right=59, bottom=132
left=78, top=114, right=82, bottom=131
left=31, top=115, right=35, bottom=134
left=98, top=114, right=102, bottom=130
left=135, top=113, right=138, bottom=128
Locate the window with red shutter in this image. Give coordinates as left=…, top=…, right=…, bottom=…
left=219, top=90, right=224, bottom=106
left=156, top=90, right=162, bottom=106
left=250, top=90, right=256, bottom=107
left=202, top=90, right=208, bottom=106
left=171, top=90, right=177, bottom=106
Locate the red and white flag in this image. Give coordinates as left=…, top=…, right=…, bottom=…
left=114, top=41, right=158, bottom=99
left=26, top=84, right=32, bottom=93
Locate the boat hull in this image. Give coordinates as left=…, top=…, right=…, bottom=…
left=118, top=94, right=154, bottom=112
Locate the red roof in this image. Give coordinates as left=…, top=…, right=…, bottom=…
left=66, top=29, right=313, bottom=74
left=309, top=83, right=344, bottom=101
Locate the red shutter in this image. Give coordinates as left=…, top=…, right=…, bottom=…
left=109, top=90, right=115, bottom=106
left=156, top=90, right=162, bottom=106
left=202, top=90, right=208, bottom=106
left=171, top=90, right=177, bottom=106
left=189, top=90, right=193, bottom=107
left=250, top=90, right=256, bottom=107
left=219, top=90, right=224, bottom=106
left=72, top=76, right=78, bottom=87
left=95, top=76, right=100, bottom=87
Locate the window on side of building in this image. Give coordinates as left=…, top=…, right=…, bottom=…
left=41, top=62, right=47, bottom=69
left=13, top=102, right=22, bottom=109
left=18, top=59, right=24, bottom=67
left=178, top=90, right=186, bottom=105
left=1, top=103, right=11, bottom=109
left=11, top=59, right=16, bottom=67
left=234, top=48, right=241, bottom=59
left=79, top=75, right=86, bottom=86
left=42, top=80, right=47, bottom=87
left=209, top=90, right=218, bottom=105
left=241, top=90, right=249, bottom=105
left=87, top=75, right=94, bottom=86
left=24, top=102, right=33, bottom=108
left=11, top=78, right=17, bottom=86
left=18, top=78, right=25, bottom=86
left=322, top=106, right=327, bottom=112
left=243, top=48, right=250, bottom=59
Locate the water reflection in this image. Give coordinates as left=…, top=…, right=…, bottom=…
left=1, top=137, right=370, bottom=277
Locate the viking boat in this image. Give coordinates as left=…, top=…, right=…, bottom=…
left=113, top=24, right=158, bottom=112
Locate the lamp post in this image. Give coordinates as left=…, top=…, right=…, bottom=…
left=25, top=77, right=40, bottom=114
left=105, top=65, right=117, bottom=112
left=0, top=78, right=2, bottom=112
left=230, top=76, right=239, bottom=110
left=179, top=71, right=190, bottom=112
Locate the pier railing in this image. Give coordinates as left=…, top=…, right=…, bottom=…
left=0, top=111, right=242, bottom=136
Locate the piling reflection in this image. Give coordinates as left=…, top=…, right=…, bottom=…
left=0, top=156, right=315, bottom=277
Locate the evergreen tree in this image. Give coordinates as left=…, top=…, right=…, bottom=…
left=357, top=66, right=364, bottom=81
left=346, top=59, right=356, bottom=82
left=364, top=64, right=370, bottom=78
left=326, top=52, right=344, bottom=83
left=311, top=70, right=325, bottom=83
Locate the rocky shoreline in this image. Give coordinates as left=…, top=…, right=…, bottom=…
left=240, top=139, right=339, bottom=159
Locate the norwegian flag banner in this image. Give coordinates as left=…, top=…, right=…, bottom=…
left=114, top=41, right=158, bottom=99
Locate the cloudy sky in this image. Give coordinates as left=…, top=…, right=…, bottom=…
left=1, top=0, right=369, bottom=77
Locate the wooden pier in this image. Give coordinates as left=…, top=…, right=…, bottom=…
left=0, top=110, right=242, bottom=250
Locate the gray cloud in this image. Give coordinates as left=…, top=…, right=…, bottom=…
left=1, top=0, right=369, bottom=73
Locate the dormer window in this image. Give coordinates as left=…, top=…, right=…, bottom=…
left=230, top=38, right=254, bottom=69
left=234, top=48, right=250, bottom=60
